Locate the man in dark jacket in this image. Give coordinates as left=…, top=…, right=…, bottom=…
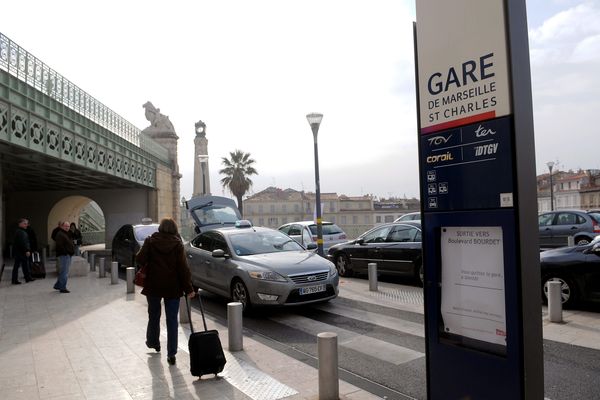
left=53, top=221, right=75, bottom=293
left=12, top=218, right=34, bottom=284
left=136, top=218, right=195, bottom=365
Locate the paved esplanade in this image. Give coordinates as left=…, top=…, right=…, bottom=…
left=1, top=262, right=598, bottom=400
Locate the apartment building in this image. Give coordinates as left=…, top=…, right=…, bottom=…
left=243, top=187, right=420, bottom=239
left=537, top=169, right=600, bottom=212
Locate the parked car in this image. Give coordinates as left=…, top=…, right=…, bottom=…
left=539, top=235, right=600, bottom=306
left=394, top=212, right=421, bottom=222
left=277, top=221, right=347, bottom=252
left=185, top=221, right=339, bottom=312
left=326, top=221, right=423, bottom=285
left=112, top=220, right=159, bottom=268
left=538, top=210, right=600, bottom=248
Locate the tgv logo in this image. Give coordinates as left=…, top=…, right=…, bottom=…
left=427, top=134, right=452, bottom=146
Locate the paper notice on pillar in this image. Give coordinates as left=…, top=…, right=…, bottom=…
left=440, top=226, right=507, bottom=346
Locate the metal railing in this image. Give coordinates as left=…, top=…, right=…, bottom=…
left=81, top=230, right=105, bottom=245
left=0, top=32, right=169, bottom=162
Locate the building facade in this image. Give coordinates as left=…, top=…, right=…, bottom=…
left=537, top=169, right=600, bottom=212
left=243, top=187, right=420, bottom=239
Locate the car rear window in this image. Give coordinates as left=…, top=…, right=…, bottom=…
left=308, top=223, right=344, bottom=235
left=134, top=225, right=158, bottom=241
left=588, top=212, right=600, bottom=222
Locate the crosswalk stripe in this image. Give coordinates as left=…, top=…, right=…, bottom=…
left=269, top=312, right=424, bottom=366
left=314, top=302, right=425, bottom=338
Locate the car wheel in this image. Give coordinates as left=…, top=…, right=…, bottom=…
left=335, top=254, right=353, bottom=277
left=542, top=276, right=577, bottom=307
left=231, top=279, right=252, bottom=312
left=417, top=264, right=424, bottom=287
left=575, top=237, right=590, bottom=246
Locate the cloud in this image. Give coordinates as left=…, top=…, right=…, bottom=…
left=529, top=1, right=600, bottom=64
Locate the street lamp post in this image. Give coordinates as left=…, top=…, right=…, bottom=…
left=198, top=154, right=209, bottom=195
left=547, top=161, right=555, bottom=211
left=306, top=113, right=324, bottom=256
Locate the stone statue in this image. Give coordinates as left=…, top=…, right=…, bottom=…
left=142, top=101, right=175, bottom=133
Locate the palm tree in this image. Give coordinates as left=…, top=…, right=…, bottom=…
left=219, top=150, right=257, bottom=216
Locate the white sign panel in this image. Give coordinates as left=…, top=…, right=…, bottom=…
left=440, top=226, right=506, bottom=346
left=416, top=0, right=512, bottom=134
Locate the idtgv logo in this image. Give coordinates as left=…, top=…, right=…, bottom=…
left=428, top=134, right=452, bottom=146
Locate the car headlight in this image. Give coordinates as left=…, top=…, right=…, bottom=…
left=248, top=271, right=287, bottom=282
left=329, top=263, right=338, bottom=277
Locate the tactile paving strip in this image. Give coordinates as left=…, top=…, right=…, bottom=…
left=221, top=352, right=299, bottom=400
left=370, top=287, right=424, bottom=305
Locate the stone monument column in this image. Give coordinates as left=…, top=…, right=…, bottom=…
left=193, top=120, right=211, bottom=197
left=141, top=101, right=181, bottom=223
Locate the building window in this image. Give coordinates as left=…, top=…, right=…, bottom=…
left=294, top=204, right=300, bottom=212
left=341, top=216, right=347, bottom=224
left=330, top=216, right=336, bottom=223
left=270, top=204, right=275, bottom=213
left=364, top=215, right=370, bottom=224
left=259, top=205, right=263, bottom=213
left=352, top=216, right=358, bottom=224
left=282, top=217, right=288, bottom=224
left=384, top=215, right=394, bottom=222
left=259, top=218, right=264, bottom=226
left=282, top=204, right=287, bottom=212
left=268, top=217, right=278, bottom=226
left=329, top=202, right=335, bottom=212
left=376, top=216, right=382, bottom=223
left=246, top=205, right=252, bottom=214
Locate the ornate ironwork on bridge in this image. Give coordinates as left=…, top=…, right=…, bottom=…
left=0, top=32, right=172, bottom=190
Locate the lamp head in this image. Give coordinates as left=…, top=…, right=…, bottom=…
left=547, top=161, right=555, bottom=171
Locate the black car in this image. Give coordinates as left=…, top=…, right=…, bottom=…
left=112, top=222, right=159, bottom=269
left=540, top=235, right=600, bottom=307
left=326, top=221, right=423, bottom=284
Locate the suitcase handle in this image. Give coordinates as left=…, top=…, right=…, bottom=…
left=185, top=290, right=208, bottom=333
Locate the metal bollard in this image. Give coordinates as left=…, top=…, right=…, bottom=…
left=548, top=281, right=563, bottom=323
left=228, top=302, right=243, bottom=351
left=126, top=267, right=135, bottom=293
left=98, top=259, right=105, bottom=277
left=567, top=236, right=575, bottom=247
left=318, top=332, right=339, bottom=400
left=90, top=254, right=96, bottom=272
left=111, top=261, right=118, bottom=284
left=368, top=263, right=378, bottom=292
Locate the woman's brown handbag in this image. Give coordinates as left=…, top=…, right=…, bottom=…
left=134, top=265, right=147, bottom=287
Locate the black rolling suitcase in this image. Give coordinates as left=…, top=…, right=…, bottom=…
left=185, top=293, right=226, bottom=378
left=30, top=252, right=46, bottom=279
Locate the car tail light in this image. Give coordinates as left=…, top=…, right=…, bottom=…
left=593, top=220, right=600, bottom=233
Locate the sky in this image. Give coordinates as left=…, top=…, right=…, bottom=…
left=2, top=0, right=599, bottom=201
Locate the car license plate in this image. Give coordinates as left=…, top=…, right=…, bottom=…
left=300, top=284, right=326, bottom=295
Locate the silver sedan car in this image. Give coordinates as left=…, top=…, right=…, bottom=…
left=185, top=221, right=339, bottom=311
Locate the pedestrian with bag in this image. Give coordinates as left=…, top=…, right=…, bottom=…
left=53, top=221, right=75, bottom=293
left=136, top=218, right=195, bottom=365
left=12, top=218, right=34, bottom=284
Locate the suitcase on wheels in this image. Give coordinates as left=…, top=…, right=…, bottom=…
left=30, top=252, right=46, bottom=279
left=185, top=293, right=227, bottom=378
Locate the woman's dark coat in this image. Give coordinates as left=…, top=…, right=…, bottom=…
left=136, top=232, right=194, bottom=299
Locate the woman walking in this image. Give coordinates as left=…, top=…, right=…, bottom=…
left=136, top=218, right=195, bottom=365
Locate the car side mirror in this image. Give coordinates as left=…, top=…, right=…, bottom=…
left=355, top=238, right=365, bottom=245
left=591, top=243, right=600, bottom=255
left=212, top=249, right=229, bottom=258
left=194, top=226, right=200, bottom=234
left=306, top=243, right=317, bottom=250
